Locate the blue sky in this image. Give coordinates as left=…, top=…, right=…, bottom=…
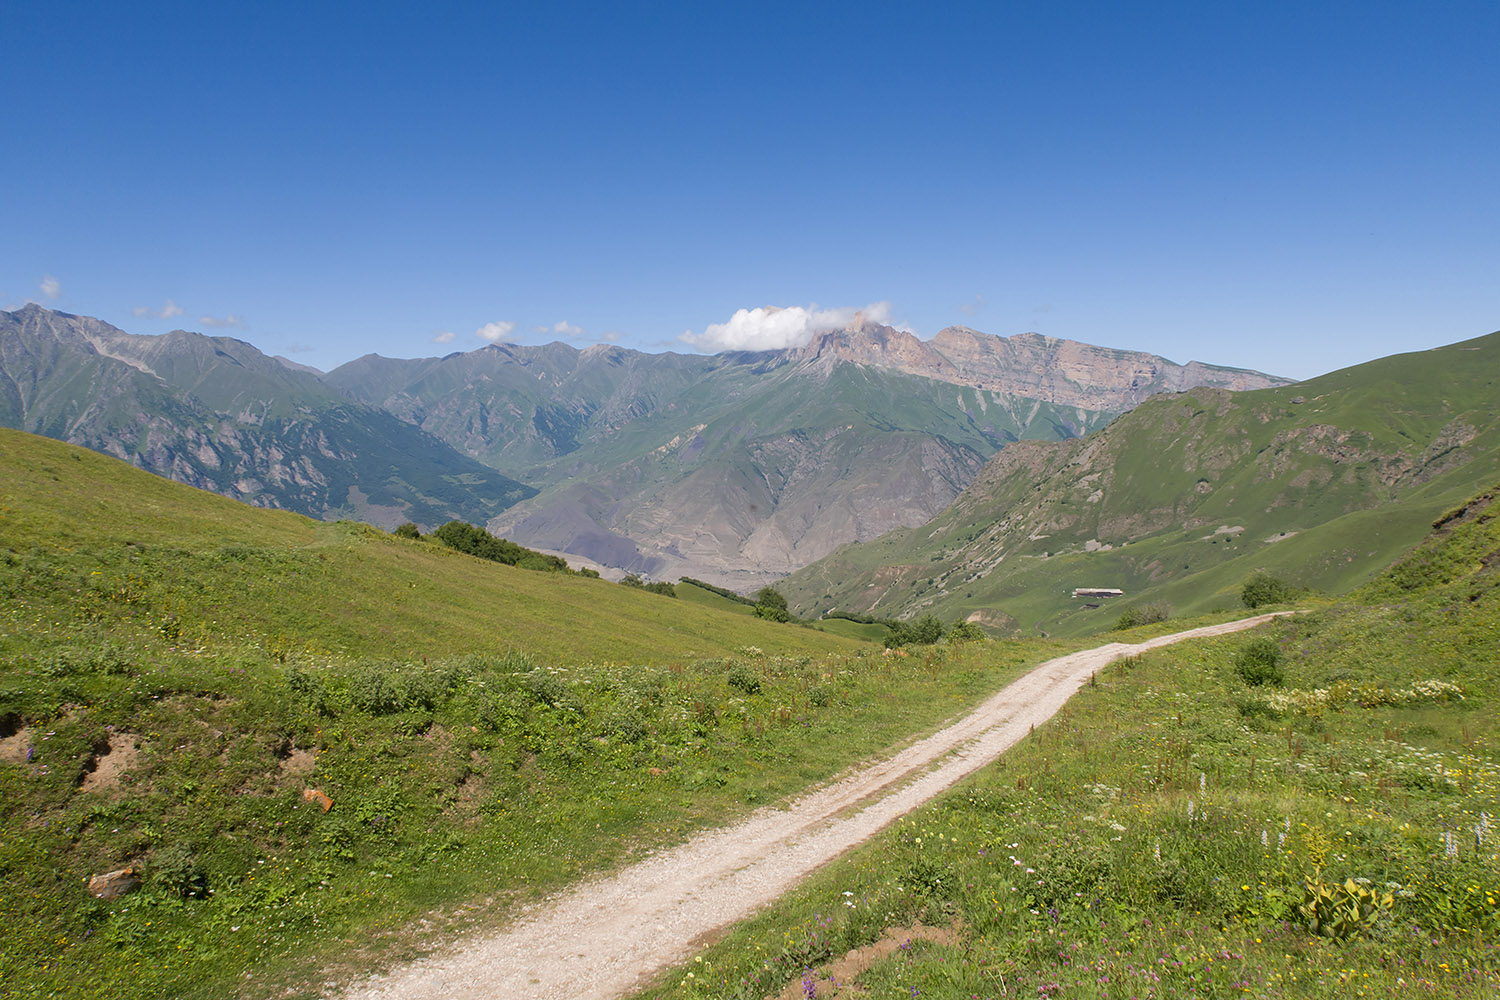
left=3, top=1, right=1496, bottom=379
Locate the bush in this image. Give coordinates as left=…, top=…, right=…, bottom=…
left=1234, top=636, right=1285, bottom=687
left=726, top=664, right=762, bottom=694
left=945, top=620, right=987, bottom=643
left=887, top=614, right=944, bottom=648
left=1241, top=572, right=1295, bottom=608
left=1111, top=603, right=1170, bottom=631
left=149, top=843, right=207, bottom=898
left=433, top=521, right=571, bottom=573
left=622, top=574, right=677, bottom=597
left=753, top=586, right=790, bottom=622
left=392, top=522, right=421, bottom=540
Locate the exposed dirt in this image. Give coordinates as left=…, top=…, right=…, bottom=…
left=770, top=921, right=961, bottom=999
left=0, top=724, right=32, bottom=764
left=79, top=731, right=139, bottom=793
left=337, top=614, right=1291, bottom=1000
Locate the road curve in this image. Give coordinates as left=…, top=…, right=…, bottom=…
left=340, top=613, right=1291, bottom=1000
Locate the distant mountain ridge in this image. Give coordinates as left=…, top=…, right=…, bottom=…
left=3, top=304, right=1290, bottom=586
left=329, top=321, right=1287, bottom=587
left=0, top=304, right=534, bottom=527
left=790, top=320, right=1286, bottom=410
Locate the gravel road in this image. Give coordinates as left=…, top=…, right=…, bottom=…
left=340, top=613, right=1290, bottom=1000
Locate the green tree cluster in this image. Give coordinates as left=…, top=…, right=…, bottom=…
left=1241, top=572, right=1296, bottom=608
left=432, top=520, right=572, bottom=572
left=753, top=586, right=790, bottom=622
left=622, top=574, right=677, bottom=597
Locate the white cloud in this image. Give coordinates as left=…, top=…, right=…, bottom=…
left=552, top=320, right=584, bottom=338
left=476, top=320, right=515, bottom=343
left=680, top=301, right=895, bottom=352
left=199, top=314, right=245, bottom=329
left=432, top=330, right=456, bottom=344
left=958, top=294, right=985, bottom=317
left=39, top=275, right=61, bottom=299
left=132, top=299, right=184, bottom=320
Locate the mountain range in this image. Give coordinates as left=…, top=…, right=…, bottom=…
left=2, top=303, right=1288, bottom=587
left=328, top=318, right=1285, bottom=586
left=0, top=305, right=533, bottom=527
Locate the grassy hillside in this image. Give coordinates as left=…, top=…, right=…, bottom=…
left=0, top=429, right=1086, bottom=999
left=633, top=482, right=1500, bottom=999
left=783, top=329, right=1500, bottom=636
left=0, top=428, right=857, bottom=666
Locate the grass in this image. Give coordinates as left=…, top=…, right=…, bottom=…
left=628, top=484, right=1500, bottom=999
left=0, top=428, right=858, bottom=666
left=0, top=429, right=1093, bottom=999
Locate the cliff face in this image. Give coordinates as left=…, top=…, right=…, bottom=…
left=790, top=323, right=1290, bottom=410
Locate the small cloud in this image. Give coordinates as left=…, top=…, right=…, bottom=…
left=598, top=330, right=622, bottom=343
left=476, top=320, right=515, bottom=343
left=132, top=299, right=184, bottom=320
left=958, top=294, right=985, bottom=317
left=284, top=343, right=314, bottom=354
left=432, top=330, right=456, bottom=344
left=199, top=314, right=245, bottom=329
left=681, top=301, right=894, bottom=352
left=39, top=275, right=61, bottom=299
left=552, top=320, right=584, bottom=338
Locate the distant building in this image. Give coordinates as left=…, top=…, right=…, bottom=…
left=1072, top=587, right=1124, bottom=599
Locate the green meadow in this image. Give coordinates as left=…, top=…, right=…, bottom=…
left=3, top=427, right=1497, bottom=999
left=0, top=429, right=1063, bottom=999
left=630, top=490, right=1500, bottom=999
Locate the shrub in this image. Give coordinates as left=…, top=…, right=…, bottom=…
left=726, top=664, right=762, bottom=694
left=149, top=843, right=207, bottom=898
left=1241, top=572, right=1295, bottom=608
left=945, top=620, right=987, bottom=643
left=621, top=575, right=677, bottom=596
left=886, top=614, right=944, bottom=648
left=1234, top=636, right=1284, bottom=687
left=753, top=586, right=790, bottom=622
left=1111, top=603, right=1170, bottom=631
left=392, top=522, right=421, bottom=540
left=524, top=669, right=572, bottom=709
left=433, top=521, right=571, bottom=572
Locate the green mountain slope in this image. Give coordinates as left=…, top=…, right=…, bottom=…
left=782, top=329, right=1500, bottom=634
left=0, top=305, right=534, bottom=529
left=639, top=480, right=1500, bottom=1000
left=0, top=429, right=1059, bottom=999
left=0, top=427, right=854, bottom=664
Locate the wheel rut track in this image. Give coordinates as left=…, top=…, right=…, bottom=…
left=340, top=614, right=1291, bottom=1000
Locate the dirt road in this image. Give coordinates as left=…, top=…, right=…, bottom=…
left=340, top=614, right=1289, bottom=1000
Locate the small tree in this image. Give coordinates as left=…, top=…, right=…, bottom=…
left=946, top=620, right=987, bottom=643
left=1234, top=637, right=1284, bottom=686
left=393, top=522, right=421, bottom=540
left=1242, top=572, right=1294, bottom=608
left=753, top=586, right=790, bottom=622
left=886, top=614, right=945, bottom=648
